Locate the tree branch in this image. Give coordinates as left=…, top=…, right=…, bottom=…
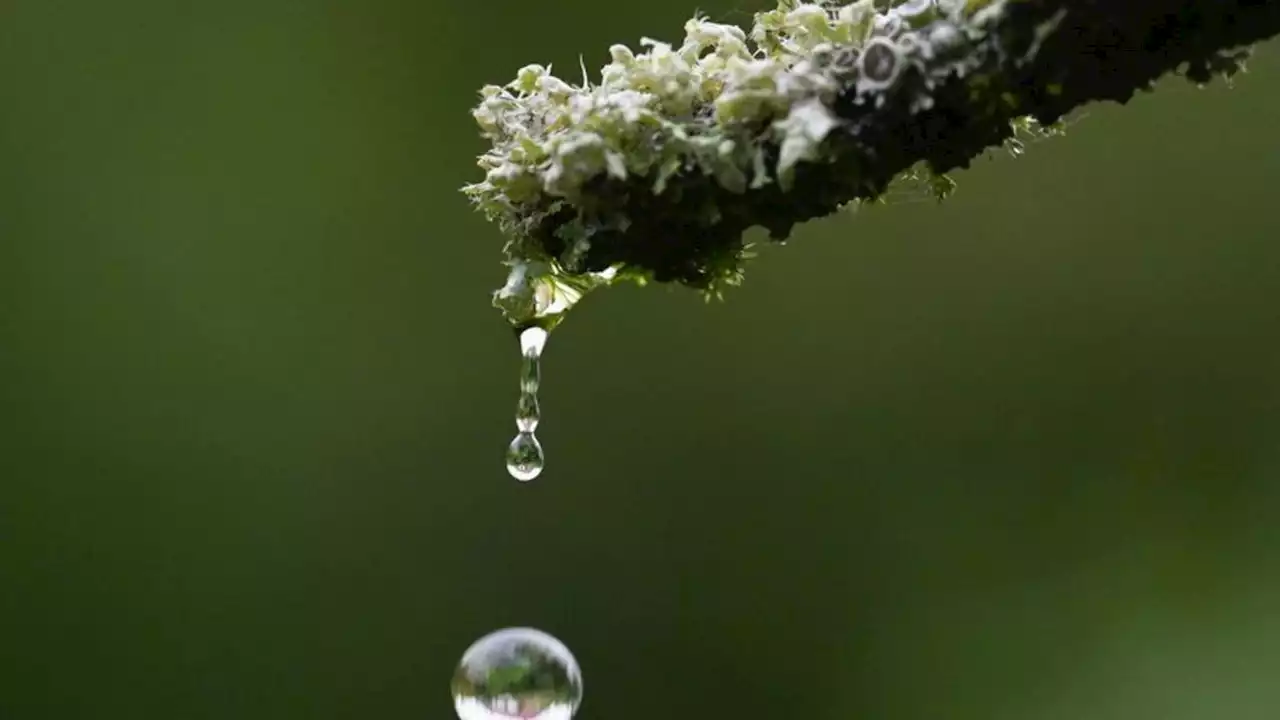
left=463, top=0, right=1280, bottom=330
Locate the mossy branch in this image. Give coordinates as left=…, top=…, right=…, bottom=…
left=464, top=0, right=1280, bottom=330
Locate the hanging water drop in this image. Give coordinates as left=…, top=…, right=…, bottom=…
left=506, top=432, right=544, bottom=482
left=516, top=392, right=540, bottom=433
left=520, top=354, right=540, bottom=393
left=519, top=329, right=544, bottom=392
left=507, top=327, right=549, bottom=481
left=451, top=627, right=584, bottom=720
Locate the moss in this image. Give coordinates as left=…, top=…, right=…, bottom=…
left=464, top=0, right=1279, bottom=329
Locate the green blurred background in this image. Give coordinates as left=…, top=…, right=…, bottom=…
left=3, top=2, right=1279, bottom=718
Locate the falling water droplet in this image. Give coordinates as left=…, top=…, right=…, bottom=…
left=452, top=627, right=583, bottom=720
left=507, top=327, right=549, bottom=481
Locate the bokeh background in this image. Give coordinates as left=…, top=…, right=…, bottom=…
left=3, top=2, right=1279, bottom=718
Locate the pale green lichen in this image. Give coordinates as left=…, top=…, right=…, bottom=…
left=465, top=0, right=1024, bottom=328
left=466, top=0, right=1271, bottom=330
left=464, top=0, right=995, bottom=226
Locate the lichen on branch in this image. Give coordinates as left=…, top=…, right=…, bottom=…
left=464, top=0, right=1280, bottom=330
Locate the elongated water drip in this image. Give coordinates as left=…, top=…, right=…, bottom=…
left=494, top=262, right=619, bottom=482
left=506, top=327, right=548, bottom=481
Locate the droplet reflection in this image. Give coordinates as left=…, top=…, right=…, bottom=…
left=452, top=628, right=583, bottom=720
left=505, top=432, right=544, bottom=482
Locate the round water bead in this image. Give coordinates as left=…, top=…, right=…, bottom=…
left=452, top=627, right=583, bottom=720
left=506, top=432, right=544, bottom=482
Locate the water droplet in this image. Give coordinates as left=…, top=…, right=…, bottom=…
left=520, top=354, right=540, bottom=394
left=507, top=326, right=550, bottom=481
left=452, top=627, right=583, bottom=720
left=492, top=261, right=621, bottom=334
left=506, top=432, right=544, bottom=482
left=519, top=326, right=547, bottom=389
left=516, top=392, right=540, bottom=433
